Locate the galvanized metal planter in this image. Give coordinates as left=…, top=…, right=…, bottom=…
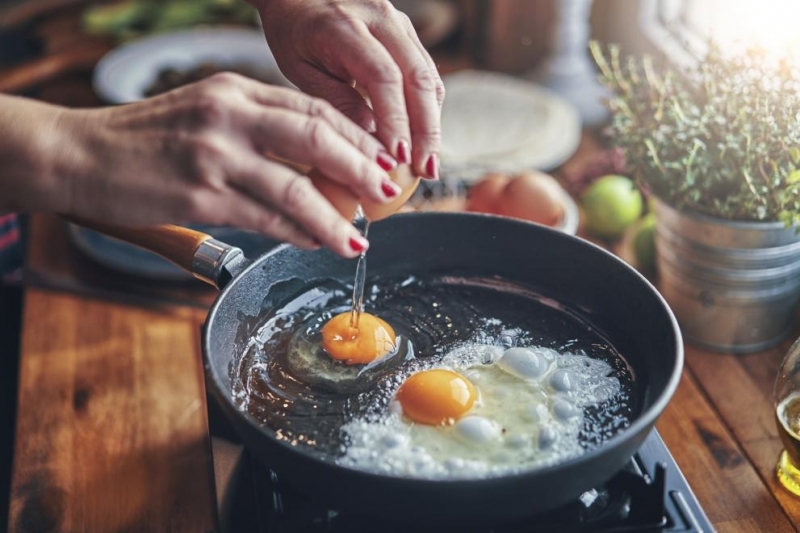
left=654, top=199, right=800, bottom=354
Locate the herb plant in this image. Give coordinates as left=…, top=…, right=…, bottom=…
left=590, top=42, right=800, bottom=224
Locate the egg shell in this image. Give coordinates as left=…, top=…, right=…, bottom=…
left=495, top=171, right=565, bottom=226
left=309, top=169, right=359, bottom=221
left=309, top=165, right=420, bottom=222
left=362, top=165, right=421, bottom=221
left=465, top=173, right=511, bottom=213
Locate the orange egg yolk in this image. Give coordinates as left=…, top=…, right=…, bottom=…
left=321, top=312, right=396, bottom=365
left=395, top=369, right=477, bottom=425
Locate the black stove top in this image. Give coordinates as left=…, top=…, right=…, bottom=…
left=210, top=425, right=713, bottom=533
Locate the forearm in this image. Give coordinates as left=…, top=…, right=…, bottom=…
left=0, top=94, right=76, bottom=213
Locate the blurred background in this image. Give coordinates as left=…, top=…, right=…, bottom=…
left=0, top=0, right=721, bottom=99
left=1, top=0, right=794, bottom=290
left=3, top=0, right=800, bottom=293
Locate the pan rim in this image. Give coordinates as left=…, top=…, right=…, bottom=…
left=202, top=211, right=684, bottom=486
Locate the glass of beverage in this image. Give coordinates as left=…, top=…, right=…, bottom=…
left=775, top=337, right=800, bottom=495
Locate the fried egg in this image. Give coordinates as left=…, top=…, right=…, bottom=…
left=285, top=310, right=410, bottom=394
left=321, top=312, right=396, bottom=365
left=337, top=343, right=622, bottom=479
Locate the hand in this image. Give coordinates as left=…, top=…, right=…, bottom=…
left=255, top=0, right=445, bottom=179
left=12, top=74, right=403, bottom=257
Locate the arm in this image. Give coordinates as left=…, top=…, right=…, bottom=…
left=0, top=74, right=402, bottom=257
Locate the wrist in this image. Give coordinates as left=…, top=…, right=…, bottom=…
left=0, top=96, right=73, bottom=213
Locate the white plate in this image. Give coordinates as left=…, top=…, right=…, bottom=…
left=440, top=71, right=581, bottom=182
left=93, top=27, right=289, bottom=104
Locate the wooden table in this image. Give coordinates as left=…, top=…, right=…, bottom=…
left=5, top=12, right=800, bottom=533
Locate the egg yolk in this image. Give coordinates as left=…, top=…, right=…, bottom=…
left=321, top=312, right=396, bottom=365
left=395, top=369, right=477, bottom=425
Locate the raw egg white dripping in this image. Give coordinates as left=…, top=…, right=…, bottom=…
left=337, top=343, right=622, bottom=479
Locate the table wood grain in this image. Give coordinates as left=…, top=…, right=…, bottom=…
left=9, top=286, right=215, bottom=533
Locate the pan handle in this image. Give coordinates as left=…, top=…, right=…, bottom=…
left=64, top=216, right=247, bottom=289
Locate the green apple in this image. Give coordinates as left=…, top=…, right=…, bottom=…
left=581, top=175, right=643, bottom=239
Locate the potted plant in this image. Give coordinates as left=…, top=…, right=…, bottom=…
left=590, top=42, right=800, bottom=353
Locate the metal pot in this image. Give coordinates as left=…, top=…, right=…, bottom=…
left=654, top=199, right=800, bottom=353
left=73, top=212, right=683, bottom=523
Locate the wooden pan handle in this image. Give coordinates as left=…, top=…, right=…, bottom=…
left=64, top=216, right=214, bottom=273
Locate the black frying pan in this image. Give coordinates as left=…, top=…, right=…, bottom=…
left=74, top=213, right=683, bottom=523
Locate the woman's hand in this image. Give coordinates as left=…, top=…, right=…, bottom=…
left=1, top=74, right=403, bottom=257
left=254, top=0, right=445, bottom=180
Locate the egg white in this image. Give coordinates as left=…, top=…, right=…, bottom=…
left=337, top=343, right=622, bottom=479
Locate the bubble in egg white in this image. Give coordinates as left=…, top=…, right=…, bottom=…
left=552, top=399, right=581, bottom=421
left=523, top=403, right=551, bottom=423
left=454, top=416, right=502, bottom=445
left=497, top=347, right=550, bottom=379
left=379, top=432, right=409, bottom=449
left=539, top=425, right=558, bottom=450
left=550, top=369, right=576, bottom=392
left=441, top=344, right=503, bottom=367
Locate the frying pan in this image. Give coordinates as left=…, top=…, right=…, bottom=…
left=75, top=213, right=683, bottom=523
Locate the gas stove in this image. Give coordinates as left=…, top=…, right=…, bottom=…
left=208, top=411, right=713, bottom=533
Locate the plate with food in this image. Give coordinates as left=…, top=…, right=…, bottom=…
left=440, top=71, right=582, bottom=181
left=93, top=26, right=290, bottom=104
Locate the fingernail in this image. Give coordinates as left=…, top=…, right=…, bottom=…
left=312, top=238, right=323, bottom=247
left=377, top=151, right=397, bottom=171
left=424, top=154, right=440, bottom=180
left=396, top=140, right=411, bottom=164
left=349, top=235, right=369, bottom=253
left=381, top=179, right=401, bottom=199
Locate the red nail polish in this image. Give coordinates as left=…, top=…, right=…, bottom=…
left=381, top=180, right=400, bottom=198
left=349, top=236, right=368, bottom=253
left=425, top=154, right=439, bottom=180
left=377, top=151, right=397, bottom=171
left=396, top=140, right=411, bottom=164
